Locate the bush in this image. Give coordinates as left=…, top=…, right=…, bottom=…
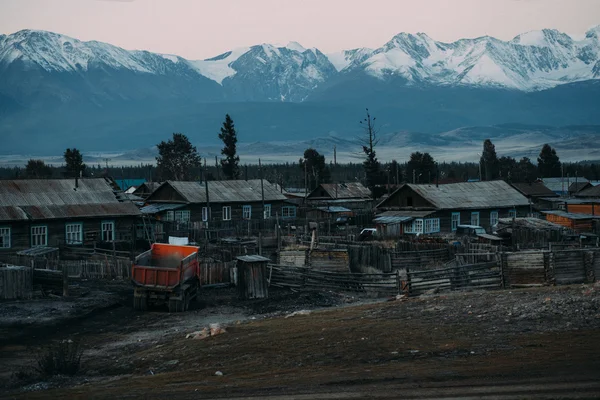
left=35, top=339, right=83, bottom=377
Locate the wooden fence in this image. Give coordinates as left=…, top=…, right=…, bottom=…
left=201, top=261, right=236, bottom=286
left=268, top=264, right=401, bottom=296
left=390, top=248, right=453, bottom=271
left=0, top=265, right=33, bottom=300
left=406, top=261, right=502, bottom=296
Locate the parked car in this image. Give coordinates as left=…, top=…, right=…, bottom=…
left=358, top=228, right=378, bottom=241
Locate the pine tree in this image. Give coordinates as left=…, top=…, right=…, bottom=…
left=299, top=148, right=330, bottom=190
left=25, top=159, right=53, bottom=179
left=480, top=139, right=499, bottom=181
left=156, top=133, right=201, bottom=181
left=218, top=114, right=240, bottom=180
left=537, top=144, right=561, bottom=178
left=63, top=148, right=86, bottom=178
left=407, top=152, right=436, bottom=183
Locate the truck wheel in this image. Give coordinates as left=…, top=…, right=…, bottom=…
left=177, top=299, right=185, bottom=312
left=168, top=299, right=178, bottom=313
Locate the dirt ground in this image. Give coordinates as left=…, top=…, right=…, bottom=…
left=1, top=282, right=600, bottom=399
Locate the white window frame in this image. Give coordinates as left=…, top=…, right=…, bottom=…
left=65, top=222, right=83, bottom=245
left=264, top=204, right=272, bottom=219
left=165, top=211, right=174, bottom=221
left=490, top=211, right=499, bottom=228
left=0, top=226, right=11, bottom=249
left=242, top=205, right=252, bottom=220
left=413, top=219, right=423, bottom=234
left=222, top=206, right=232, bottom=221
left=471, top=212, right=480, bottom=226
left=101, top=220, right=115, bottom=242
left=508, top=209, right=517, bottom=219
left=431, top=218, right=440, bottom=233
left=174, top=210, right=190, bottom=223
left=281, top=206, right=296, bottom=218
left=31, top=225, right=48, bottom=247
left=451, top=212, right=460, bottom=232
left=202, top=207, right=209, bottom=222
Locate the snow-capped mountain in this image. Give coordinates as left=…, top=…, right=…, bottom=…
left=192, top=42, right=337, bottom=101
left=1, top=26, right=600, bottom=155
left=339, top=26, right=600, bottom=91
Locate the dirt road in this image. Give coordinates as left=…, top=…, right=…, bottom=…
left=2, top=284, right=600, bottom=399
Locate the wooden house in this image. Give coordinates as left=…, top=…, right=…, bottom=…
left=132, top=182, right=162, bottom=199
left=0, top=178, right=141, bottom=253
left=542, top=177, right=589, bottom=197
left=569, top=181, right=593, bottom=196
left=511, top=182, right=557, bottom=201
left=141, top=180, right=295, bottom=227
left=375, top=181, right=531, bottom=235
left=306, top=182, right=372, bottom=216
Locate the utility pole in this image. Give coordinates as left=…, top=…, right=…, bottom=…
left=204, top=158, right=210, bottom=227
left=412, top=169, right=416, bottom=184
left=259, top=158, right=265, bottom=221
left=215, top=155, right=220, bottom=180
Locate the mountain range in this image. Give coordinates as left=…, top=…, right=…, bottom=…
left=1, top=26, right=600, bottom=156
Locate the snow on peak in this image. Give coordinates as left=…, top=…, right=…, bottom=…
left=286, top=41, right=306, bottom=52
left=586, top=24, right=600, bottom=40
left=189, top=46, right=251, bottom=84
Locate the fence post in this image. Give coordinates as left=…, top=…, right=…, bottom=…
left=395, top=269, right=400, bottom=295
left=406, top=266, right=411, bottom=297
left=62, top=263, right=69, bottom=297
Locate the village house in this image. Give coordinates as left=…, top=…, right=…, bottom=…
left=305, top=182, right=372, bottom=219
left=141, top=180, right=295, bottom=229
left=374, top=181, right=531, bottom=236
left=132, top=182, right=162, bottom=199
left=542, top=177, right=590, bottom=197
left=0, top=178, right=141, bottom=253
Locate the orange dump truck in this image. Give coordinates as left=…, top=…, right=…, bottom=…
left=131, top=243, right=201, bottom=312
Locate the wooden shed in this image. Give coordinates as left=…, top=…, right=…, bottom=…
left=542, top=210, right=600, bottom=233
left=236, top=255, right=270, bottom=299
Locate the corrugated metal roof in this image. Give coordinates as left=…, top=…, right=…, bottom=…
left=575, top=185, right=600, bottom=198
left=141, top=203, right=186, bottom=214
left=404, top=181, right=530, bottom=210
left=309, top=182, right=371, bottom=199
left=511, top=182, right=557, bottom=197
left=236, top=255, right=271, bottom=263
left=0, top=179, right=122, bottom=207
left=0, top=206, right=29, bottom=221
left=542, top=210, right=600, bottom=220
left=373, top=215, right=413, bottom=225
left=160, top=180, right=288, bottom=204
left=0, top=179, right=140, bottom=221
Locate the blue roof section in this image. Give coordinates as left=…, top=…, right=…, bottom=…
left=373, top=215, right=413, bottom=225
left=315, top=206, right=352, bottom=213
left=140, top=203, right=185, bottom=214
left=116, top=178, right=146, bottom=190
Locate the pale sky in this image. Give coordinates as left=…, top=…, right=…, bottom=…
left=1, top=0, right=599, bottom=59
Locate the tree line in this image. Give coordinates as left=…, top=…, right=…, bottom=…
left=2, top=110, right=600, bottom=199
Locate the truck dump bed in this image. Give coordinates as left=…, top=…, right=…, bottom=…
left=132, top=244, right=199, bottom=290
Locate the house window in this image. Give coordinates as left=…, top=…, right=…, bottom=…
left=490, top=211, right=499, bottom=228
left=174, top=210, right=190, bottom=223
left=413, top=219, right=423, bottom=234
left=202, top=207, right=209, bottom=222
left=423, top=218, right=441, bottom=234
left=223, top=206, right=232, bottom=221
left=165, top=211, right=174, bottom=221
left=471, top=212, right=480, bottom=226
left=282, top=206, right=296, bottom=218
left=264, top=204, right=272, bottom=219
left=242, top=205, right=252, bottom=219
left=31, top=225, right=48, bottom=247
left=451, top=212, right=460, bottom=231
left=65, top=223, right=83, bottom=245
left=102, top=221, right=115, bottom=242
left=0, top=227, right=11, bottom=248
left=509, top=209, right=517, bottom=219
